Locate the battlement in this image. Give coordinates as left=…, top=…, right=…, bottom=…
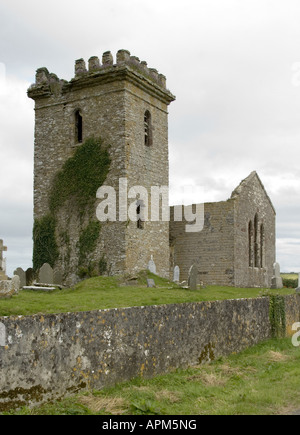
left=28, top=49, right=175, bottom=103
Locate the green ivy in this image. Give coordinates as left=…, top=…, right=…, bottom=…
left=49, top=137, right=111, bottom=215
left=78, top=221, right=101, bottom=265
left=33, top=137, right=111, bottom=277
left=33, top=215, right=59, bottom=271
left=269, top=294, right=286, bottom=338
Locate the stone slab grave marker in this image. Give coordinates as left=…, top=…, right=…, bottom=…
left=173, top=265, right=180, bottom=283
left=38, top=263, right=54, bottom=285
left=188, top=264, right=198, bottom=290
left=147, top=278, right=156, bottom=288
left=54, top=269, right=63, bottom=286
left=0, top=240, right=8, bottom=280
left=270, top=262, right=283, bottom=289
left=148, top=255, right=156, bottom=275
left=296, top=272, right=300, bottom=293
left=0, top=275, right=20, bottom=298
left=14, top=267, right=26, bottom=288
left=26, top=268, right=35, bottom=286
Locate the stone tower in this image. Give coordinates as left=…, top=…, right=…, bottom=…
left=28, top=49, right=175, bottom=285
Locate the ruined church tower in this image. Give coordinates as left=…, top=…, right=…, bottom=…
left=28, top=50, right=175, bottom=285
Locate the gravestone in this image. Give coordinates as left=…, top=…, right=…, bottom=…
left=0, top=240, right=8, bottom=280
left=54, top=269, right=63, bottom=286
left=26, top=268, right=35, bottom=286
left=296, top=272, right=300, bottom=293
left=173, top=265, right=180, bottom=283
left=0, top=275, right=20, bottom=298
left=270, top=262, right=283, bottom=289
left=0, top=322, right=5, bottom=346
left=147, top=278, right=156, bottom=288
left=11, top=275, right=20, bottom=292
left=38, top=263, right=54, bottom=285
left=148, top=255, right=156, bottom=275
left=14, top=267, right=26, bottom=288
left=188, top=264, right=198, bottom=290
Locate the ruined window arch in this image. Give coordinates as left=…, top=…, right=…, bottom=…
left=75, top=109, right=83, bottom=143
left=144, top=110, right=152, bottom=146
left=248, top=220, right=254, bottom=267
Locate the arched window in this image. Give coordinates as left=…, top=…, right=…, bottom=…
left=254, top=214, right=259, bottom=267
left=260, top=224, right=265, bottom=268
left=75, top=110, right=83, bottom=143
left=248, top=220, right=253, bottom=267
left=136, top=200, right=145, bottom=230
left=144, top=110, right=152, bottom=146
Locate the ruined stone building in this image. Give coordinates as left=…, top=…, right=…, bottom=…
left=170, top=172, right=276, bottom=288
left=28, top=49, right=276, bottom=287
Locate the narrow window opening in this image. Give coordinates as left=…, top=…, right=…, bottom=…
left=75, top=110, right=83, bottom=143
left=137, top=201, right=145, bottom=229
left=144, top=110, right=152, bottom=146
left=248, top=221, right=253, bottom=267
left=254, top=214, right=260, bottom=267
left=260, top=224, right=265, bottom=268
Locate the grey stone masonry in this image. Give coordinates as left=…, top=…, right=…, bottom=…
left=28, top=50, right=175, bottom=286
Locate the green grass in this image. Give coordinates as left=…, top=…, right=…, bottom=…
left=0, top=271, right=295, bottom=317
left=6, top=338, right=300, bottom=415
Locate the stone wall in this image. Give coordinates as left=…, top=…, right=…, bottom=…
left=170, top=201, right=235, bottom=285
left=1, top=294, right=299, bottom=411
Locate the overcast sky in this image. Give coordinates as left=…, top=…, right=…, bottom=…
left=1, top=0, right=300, bottom=275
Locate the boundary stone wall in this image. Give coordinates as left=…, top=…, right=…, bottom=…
left=0, top=294, right=299, bottom=411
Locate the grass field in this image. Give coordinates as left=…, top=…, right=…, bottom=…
left=5, top=338, right=300, bottom=415
left=281, top=273, right=298, bottom=279
left=0, top=271, right=295, bottom=317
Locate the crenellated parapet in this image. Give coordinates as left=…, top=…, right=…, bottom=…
left=28, top=49, right=174, bottom=104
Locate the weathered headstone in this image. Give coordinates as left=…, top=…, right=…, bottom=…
left=11, top=275, right=20, bottom=292
left=0, top=322, right=5, bottom=346
left=148, top=255, right=156, bottom=275
left=26, top=268, right=35, bottom=286
left=14, top=267, right=26, bottom=288
left=53, top=269, right=63, bottom=286
left=0, top=240, right=8, bottom=280
left=173, top=265, right=180, bottom=283
left=38, top=263, right=54, bottom=285
left=270, top=262, right=283, bottom=289
left=188, top=264, right=198, bottom=290
left=0, top=275, right=20, bottom=298
left=147, top=278, right=156, bottom=288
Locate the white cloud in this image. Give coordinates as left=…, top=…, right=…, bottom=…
left=0, top=75, right=33, bottom=275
